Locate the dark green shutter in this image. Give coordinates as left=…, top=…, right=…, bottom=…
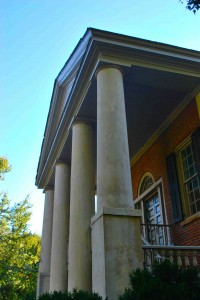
left=166, top=153, right=183, bottom=223
left=191, top=127, right=200, bottom=177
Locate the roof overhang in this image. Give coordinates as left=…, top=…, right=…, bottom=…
left=36, top=28, right=200, bottom=189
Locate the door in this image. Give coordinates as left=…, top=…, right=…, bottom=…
left=145, top=193, right=163, bottom=245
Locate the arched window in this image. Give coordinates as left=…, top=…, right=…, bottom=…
left=135, top=173, right=167, bottom=245
left=139, top=175, right=154, bottom=195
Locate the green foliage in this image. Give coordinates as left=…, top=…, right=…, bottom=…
left=180, top=0, right=200, bottom=13
left=0, top=193, right=41, bottom=300
left=119, top=260, right=200, bottom=300
left=38, top=289, right=106, bottom=300
left=0, top=156, right=12, bottom=180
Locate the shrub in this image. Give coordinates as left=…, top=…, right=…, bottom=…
left=119, top=260, right=200, bottom=300
left=38, top=289, right=106, bottom=300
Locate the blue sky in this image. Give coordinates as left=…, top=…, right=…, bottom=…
left=1, top=0, right=200, bottom=234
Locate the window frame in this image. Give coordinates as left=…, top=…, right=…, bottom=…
left=135, top=177, right=167, bottom=225
left=135, top=176, right=170, bottom=245
left=175, top=136, right=200, bottom=218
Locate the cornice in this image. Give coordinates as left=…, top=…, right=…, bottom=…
left=36, top=32, right=93, bottom=186
left=89, top=28, right=200, bottom=61
left=96, top=42, right=200, bottom=78
left=57, top=29, right=92, bottom=84
left=36, top=39, right=100, bottom=188
left=99, top=53, right=200, bottom=78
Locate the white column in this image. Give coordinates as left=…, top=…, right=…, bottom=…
left=37, top=188, right=54, bottom=297
left=92, top=66, right=143, bottom=300
left=97, top=67, right=133, bottom=210
left=50, top=162, right=70, bottom=292
left=68, top=121, right=95, bottom=291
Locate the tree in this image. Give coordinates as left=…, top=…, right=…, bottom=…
left=0, top=157, right=41, bottom=300
left=180, top=0, right=200, bottom=13
left=0, top=156, right=12, bottom=180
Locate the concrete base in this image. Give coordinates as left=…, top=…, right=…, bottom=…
left=37, top=273, right=50, bottom=297
left=91, top=207, right=143, bottom=300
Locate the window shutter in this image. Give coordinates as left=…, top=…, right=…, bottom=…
left=166, top=153, right=183, bottom=223
left=191, top=127, right=200, bottom=176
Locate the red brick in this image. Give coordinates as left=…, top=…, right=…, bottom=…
left=131, top=99, right=200, bottom=246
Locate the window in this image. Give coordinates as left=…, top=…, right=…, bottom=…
left=139, top=176, right=154, bottom=195
left=178, top=141, right=200, bottom=216
left=135, top=174, right=168, bottom=245
left=167, top=129, right=200, bottom=223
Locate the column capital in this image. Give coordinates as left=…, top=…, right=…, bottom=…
left=55, top=159, right=70, bottom=167
left=95, top=65, right=124, bottom=79
left=72, top=117, right=96, bottom=128
left=43, top=185, right=54, bottom=193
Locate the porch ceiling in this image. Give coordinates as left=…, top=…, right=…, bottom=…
left=64, top=64, right=199, bottom=159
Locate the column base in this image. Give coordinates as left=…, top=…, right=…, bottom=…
left=37, top=272, right=50, bottom=297
left=91, top=207, right=143, bottom=300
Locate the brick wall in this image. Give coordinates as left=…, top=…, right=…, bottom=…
left=131, top=99, right=200, bottom=246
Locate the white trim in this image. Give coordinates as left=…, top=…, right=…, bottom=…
left=94, top=37, right=200, bottom=64
left=134, top=177, right=163, bottom=204
left=157, top=186, right=163, bottom=223
left=160, top=180, right=170, bottom=227
left=138, top=172, right=155, bottom=195
left=100, top=54, right=200, bottom=77
left=174, top=135, right=191, bottom=152
left=141, top=201, right=145, bottom=224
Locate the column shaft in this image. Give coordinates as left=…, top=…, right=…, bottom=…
left=37, top=188, right=54, bottom=296
left=68, top=122, right=95, bottom=291
left=92, top=67, right=143, bottom=300
left=50, top=163, right=70, bottom=292
left=97, top=67, right=133, bottom=210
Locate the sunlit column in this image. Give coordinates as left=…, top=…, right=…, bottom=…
left=37, top=187, right=54, bottom=296
left=96, top=66, right=133, bottom=210
left=91, top=66, right=142, bottom=300
left=50, top=162, right=70, bottom=292
left=68, top=121, right=95, bottom=291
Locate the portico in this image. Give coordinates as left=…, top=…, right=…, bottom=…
left=36, top=28, right=200, bottom=299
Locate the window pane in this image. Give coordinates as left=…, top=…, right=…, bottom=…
left=188, top=155, right=193, bottom=166
left=180, top=142, right=200, bottom=216
left=156, top=215, right=161, bottom=223
left=188, top=190, right=194, bottom=203
left=193, top=177, right=199, bottom=189
left=184, top=169, right=189, bottom=180
left=197, top=200, right=200, bottom=212
left=135, top=202, right=141, bottom=209
left=154, top=196, right=159, bottom=204
left=194, top=188, right=200, bottom=200
left=189, top=165, right=195, bottom=177
left=188, top=181, right=193, bottom=192
left=182, top=159, right=187, bottom=171
left=140, top=176, right=154, bottom=194
left=181, top=149, right=186, bottom=159
left=156, top=206, right=160, bottom=213
left=191, top=204, right=196, bottom=215
left=186, top=145, right=191, bottom=155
